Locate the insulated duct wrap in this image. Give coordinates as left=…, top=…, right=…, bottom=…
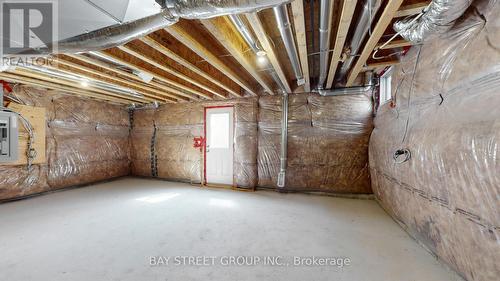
left=0, top=86, right=130, bottom=201
left=394, top=0, right=473, bottom=43
left=371, top=1, right=499, bottom=280
left=167, top=0, right=292, bottom=19
left=13, top=0, right=290, bottom=55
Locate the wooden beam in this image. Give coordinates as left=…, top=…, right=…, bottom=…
left=346, top=0, right=404, bottom=86
left=12, top=68, right=148, bottom=103
left=140, top=36, right=239, bottom=98
left=118, top=45, right=214, bottom=100
left=0, top=72, right=132, bottom=104
left=64, top=54, right=189, bottom=102
left=291, top=0, right=310, bottom=92
left=245, top=12, right=292, bottom=93
left=363, top=59, right=399, bottom=71
left=200, top=17, right=275, bottom=95
left=51, top=58, right=177, bottom=103
left=165, top=24, right=251, bottom=97
left=97, top=50, right=201, bottom=101
left=325, top=0, right=358, bottom=89
left=395, top=1, right=430, bottom=18
left=376, top=38, right=414, bottom=49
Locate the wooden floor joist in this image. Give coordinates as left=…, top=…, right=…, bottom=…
left=165, top=24, right=250, bottom=97
left=0, top=72, right=135, bottom=104
left=245, top=12, right=292, bottom=93
left=291, top=0, right=310, bottom=92
left=140, top=36, right=238, bottom=98
left=51, top=58, right=177, bottom=103
left=64, top=54, right=190, bottom=102
left=346, top=0, right=405, bottom=87
left=395, top=1, right=431, bottom=18
left=376, top=38, right=414, bottom=50
left=12, top=68, right=149, bottom=104
left=118, top=45, right=215, bottom=100
left=325, top=0, right=358, bottom=89
left=200, top=17, right=275, bottom=95
left=98, top=50, right=201, bottom=101
left=363, top=59, right=400, bottom=71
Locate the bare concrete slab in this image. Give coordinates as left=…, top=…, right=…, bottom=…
left=0, top=178, right=463, bottom=281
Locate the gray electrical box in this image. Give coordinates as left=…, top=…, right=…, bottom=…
left=0, top=111, right=18, bottom=162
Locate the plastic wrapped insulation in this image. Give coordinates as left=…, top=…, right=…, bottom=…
left=258, top=93, right=373, bottom=193
left=394, top=0, right=473, bottom=43
left=0, top=86, right=131, bottom=201
left=371, top=1, right=500, bottom=280
left=130, top=98, right=258, bottom=188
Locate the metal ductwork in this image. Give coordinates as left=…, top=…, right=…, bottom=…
left=21, top=66, right=143, bottom=98
left=336, top=0, right=381, bottom=84
left=277, top=92, right=288, bottom=189
left=12, top=0, right=290, bottom=55
left=229, top=14, right=288, bottom=94
left=229, top=15, right=262, bottom=54
left=394, top=0, right=473, bottom=43
left=273, top=5, right=305, bottom=86
left=317, top=0, right=334, bottom=89
left=38, top=11, right=178, bottom=55
left=318, top=71, right=375, bottom=96
left=166, top=0, right=292, bottom=19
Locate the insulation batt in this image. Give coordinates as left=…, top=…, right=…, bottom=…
left=130, top=98, right=259, bottom=187
left=258, top=94, right=373, bottom=193
left=370, top=1, right=500, bottom=280
left=0, top=86, right=130, bottom=200
left=130, top=92, right=373, bottom=193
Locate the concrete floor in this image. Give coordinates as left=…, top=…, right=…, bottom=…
left=0, top=178, right=463, bottom=281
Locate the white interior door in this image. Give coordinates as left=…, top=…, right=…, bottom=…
left=206, top=107, right=234, bottom=185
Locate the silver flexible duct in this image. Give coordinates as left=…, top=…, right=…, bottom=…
left=21, top=66, right=144, bottom=98
left=228, top=15, right=262, bottom=53
left=337, top=0, right=381, bottom=84
left=318, top=72, right=375, bottom=96
left=273, top=4, right=305, bottom=86
left=394, top=0, right=473, bottom=43
left=13, top=0, right=290, bottom=55
left=167, top=0, right=292, bottom=19
left=22, top=11, right=177, bottom=55
left=277, top=92, right=288, bottom=189
left=317, top=0, right=334, bottom=89
left=229, top=14, right=288, bottom=94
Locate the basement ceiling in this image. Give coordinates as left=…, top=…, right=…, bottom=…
left=0, top=0, right=430, bottom=105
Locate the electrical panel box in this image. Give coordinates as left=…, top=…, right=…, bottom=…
left=0, top=111, right=18, bottom=162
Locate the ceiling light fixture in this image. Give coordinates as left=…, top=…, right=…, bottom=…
left=256, top=50, right=267, bottom=57
left=257, top=55, right=268, bottom=66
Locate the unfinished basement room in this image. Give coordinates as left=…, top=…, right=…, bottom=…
left=0, top=0, right=498, bottom=280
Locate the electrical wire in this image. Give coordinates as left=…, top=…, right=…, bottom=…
left=401, top=45, right=423, bottom=144
left=372, top=12, right=426, bottom=60
left=0, top=107, right=37, bottom=170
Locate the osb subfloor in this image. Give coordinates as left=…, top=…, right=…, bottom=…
left=0, top=178, right=463, bottom=281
